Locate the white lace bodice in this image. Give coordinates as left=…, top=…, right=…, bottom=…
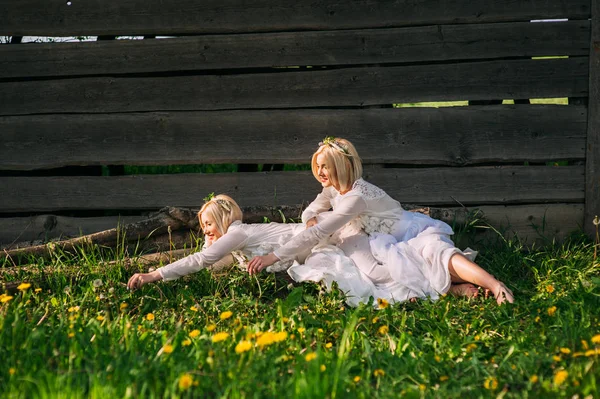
left=275, top=178, right=453, bottom=261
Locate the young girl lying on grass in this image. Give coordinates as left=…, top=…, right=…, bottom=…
left=248, top=137, right=514, bottom=305
left=127, top=194, right=311, bottom=290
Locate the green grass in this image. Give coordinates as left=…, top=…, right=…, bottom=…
left=1, top=229, right=599, bottom=398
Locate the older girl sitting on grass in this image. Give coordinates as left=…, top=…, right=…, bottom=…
left=127, top=194, right=311, bottom=290
left=248, top=137, right=514, bottom=305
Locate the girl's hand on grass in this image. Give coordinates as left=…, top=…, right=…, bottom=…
left=247, top=253, right=280, bottom=275
left=305, top=217, right=318, bottom=229
left=127, top=271, right=162, bottom=290
left=492, top=281, right=514, bottom=305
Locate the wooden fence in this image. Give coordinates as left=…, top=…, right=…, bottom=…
left=0, top=0, right=598, bottom=247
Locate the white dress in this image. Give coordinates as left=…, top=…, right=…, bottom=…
left=274, top=179, right=469, bottom=307
left=159, top=221, right=308, bottom=281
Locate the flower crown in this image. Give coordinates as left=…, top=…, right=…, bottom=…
left=203, top=192, right=232, bottom=212
left=319, top=136, right=350, bottom=155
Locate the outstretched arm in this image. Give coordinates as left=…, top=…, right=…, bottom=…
left=247, top=195, right=366, bottom=274
left=127, top=228, right=248, bottom=289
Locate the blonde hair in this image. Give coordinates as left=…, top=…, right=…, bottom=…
left=311, top=137, right=362, bottom=193
left=197, top=194, right=243, bottom=237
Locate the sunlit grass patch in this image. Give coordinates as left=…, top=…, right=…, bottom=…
left=1, top=230, right=598, bottom=397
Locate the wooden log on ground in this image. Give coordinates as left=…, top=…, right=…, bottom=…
left=1, top=207, right=200, bottom=263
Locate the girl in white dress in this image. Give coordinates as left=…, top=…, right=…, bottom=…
left=247, top=137, right=514, bottom=305
left=127, top=194, right=311, bottom=290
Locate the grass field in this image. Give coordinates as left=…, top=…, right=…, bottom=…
left=1, top=224, right=599, bottom=398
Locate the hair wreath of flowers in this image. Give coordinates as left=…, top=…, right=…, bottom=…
left=319, top=136, right=350, bottom=155
left=203, top=192, right=232, bottom=212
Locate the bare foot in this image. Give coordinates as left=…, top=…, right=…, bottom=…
left=491, top=281, right=514, bottom=305
left=448, top=283, right=479, bottom=298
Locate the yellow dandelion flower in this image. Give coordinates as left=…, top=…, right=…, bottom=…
left=585, top=348, right=600, bottom=357
left=182, top=339, right=192, bottom=346
left=211, top=332, right=230, bottom=343
left=474, top=335, right=480, bottom=341
left=17, top=283, right=31, bottom=291
left=372, top=317, right=379, bottom=324
left=9, top=368, right=16, bottom=375
left=377, top=298, right=389, bottom=309
left=581, top=340, right=589, bottom=350
left=440, top=376, right=449, bottom=382
left=435, top=355, right=441, bottom=362
left=178, top=374, right=194, bottom=390
left=297, top=327, right=306, bottom=334
left=378, top=325, right=389, bottom=335
left=553, top=370, right=568, bottom=386
left=325, top=342, right=333, bottom=349
left=273, top=331, right=288, bottom=343
left=484, top=377, right=498, bottom=390
left=282, top=317, right=289, bottom=323
left=68, top=306, right=80, bottom=313
left=419, top=384, right=426, bottom=391
left=190, top=306, right=198, bottom=312
left=591, top=334, right=600, bottom=344
left=146, top=313, right=155, bottom=321
left=96, top=315, right=105, bottom=321
left=466, top=343, right=477, bottom=352
left=235, top=340, right=252, bottom=354
left=162, top=344, right=174, bottom=354
left=220, top=311, right=233, bottom=320
left=559, top=347, right=571, bottom=354
left=530, top=375, right=538, bottom=384
left=68, top=332, right=75, bottom=338
left=320, top=364, right=326, bottom=372
left=353, top=376, right=361, bottom=383
left=317, top=328, right=324, bottom=333
left=206, top=324, right=217, bottom=332
left=547, top=306, right=557, bottom=316
left=305, top=352, right=317, bottom=362
left=552, top=355, right=561, bottom=362
left=546, top=284, right=555, bottom=293
left=256, top=332, right=276, bottom=347
left=373, top=369, right=385, bottom=377
left=120, top=303, right=128, bottom=311
left=34, top=288, right=42, bottom=293
left=534, top=316, right=540, bottom=323
left=189, top=329, right=201, bottom=338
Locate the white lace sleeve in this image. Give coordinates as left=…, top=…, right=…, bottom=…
left=275, top=194, right=367, bottom=261
left=158, top=228, right=248, bottom=281
left=301, top=188, right=335, bottom=224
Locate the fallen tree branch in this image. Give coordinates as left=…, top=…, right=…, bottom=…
left=0, top=204, right=473, bottom=266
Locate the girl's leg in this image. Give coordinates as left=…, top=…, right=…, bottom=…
left=447, top=253, right=514, bottom=304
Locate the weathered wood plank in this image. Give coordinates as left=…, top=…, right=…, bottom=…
left=0, top=0, right=589, bottom=36
left=446, top=203, right=584, bottom=245
left=0, top=21, right=589, bottom=79
left=0, top=58, right=588, bottom=116
left=585, top=0, right=600, bottom=237
left=0, top=166, right=584, bottom=212
left=0, top=204, right=583, bottom=247
left=0, top=106, right=587, bottom=170
left=0, top=215, right=145, bottom=246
